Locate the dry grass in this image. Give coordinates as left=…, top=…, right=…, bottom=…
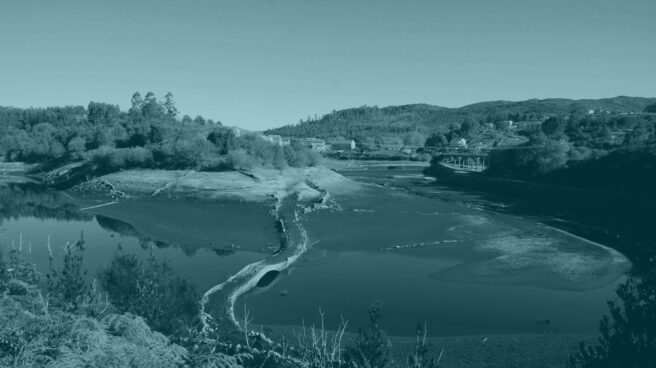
left=293, top=310, right=348, bottom=368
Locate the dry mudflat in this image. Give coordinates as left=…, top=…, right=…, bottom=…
left=86, top=166, right=359, bottom=202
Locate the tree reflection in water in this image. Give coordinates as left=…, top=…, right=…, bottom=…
left=0, top=183, right=92, bottom=223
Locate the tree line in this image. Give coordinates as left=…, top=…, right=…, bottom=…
left=0, top=92, right=321, bottom=174
left=483, top=113, right=656, bottom=180
left=266, top=97, right=656, bottom=146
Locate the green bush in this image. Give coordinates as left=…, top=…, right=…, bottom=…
left=345, top=301, right=392, bottom=368
left=406, top=323, right=442, bottom=368
left=100, top=250, right=198, bottom=336
left=284, top=144, right=322, bottom=167
left=1, top=244, right=188, bottom=368
left=0, top=247, right=41, bottom=286
left=47, top=238, right=89, bottom=311
left=228, top=149, right=258, bottom=171
left=153, top=138, right=216, bottom=169
left=87, top=146, right=154, bottom=170
left=569, top=268, right=656, bottom=367
left=0, top=296, right=188, bottom=368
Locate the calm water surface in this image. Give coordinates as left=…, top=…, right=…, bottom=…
left=0, top=169, right=630, bottom=337
left=242, top=168, right=627, bottom=336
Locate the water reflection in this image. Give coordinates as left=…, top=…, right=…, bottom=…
left=0, top=183, right=242, bottom=257
left=95, top=215, right=176, bottom=252
left=94, top=214, right=236, bottom=257
left=0, top=187, right=265, bottom=293
left=0, top=183, right=92, bottom=223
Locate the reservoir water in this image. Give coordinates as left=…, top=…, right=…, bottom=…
left=0, top=168, right=630, bottom=337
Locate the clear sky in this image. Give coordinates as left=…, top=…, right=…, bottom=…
left=1, top=0, right=654, bottom=130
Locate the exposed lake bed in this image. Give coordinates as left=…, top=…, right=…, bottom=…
left=0, top=165, right=634, bottom=365
left=241, top=168, right=630, bottom=338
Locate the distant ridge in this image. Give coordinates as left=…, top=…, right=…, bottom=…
left=266, top=96, right=656, bottom=139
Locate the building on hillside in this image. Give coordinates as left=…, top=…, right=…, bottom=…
left=328, top=139, right=356, bottom=151
left=293, top=137, right=327, bottom=152
left=450, top=138, right=467, bottom=148
left=264, top=135, right=291, bottom=146
left=231, top=127, right=242, bottom=137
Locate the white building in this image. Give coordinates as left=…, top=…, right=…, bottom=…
left=264, top=135, right=290, bottom=147
left=328, top=139, right=356, bottom=151
left=450, top=138, right=467, bottom=147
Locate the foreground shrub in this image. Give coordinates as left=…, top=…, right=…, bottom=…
left=406, top=323, right=442, bottom=368
left=100, top=249, right=198, bottom=336
left=180, top=320, right=255, bottom=368
left=0, top=296, right=187, bottom=368
left=0, top=246, right=41, bottom=286
left=569, top=266, right=656, bottom=367
left=47, top=237, right=88, bottom=311
left=1, top=248, right=188, bottom=368
left=294, top=310, right=348, bottom=368
left=345, top=301, right=392, bottom=368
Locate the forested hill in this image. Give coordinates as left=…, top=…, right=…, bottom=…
left=0, top=92, right=322, bottom=181
left=266, top=96, right=656, bottom=139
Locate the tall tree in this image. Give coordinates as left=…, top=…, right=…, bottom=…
left=163, top=92, right=178, bottom=118
left=141, top=92, right=164, bottom=118
left=193, top=116, right=206, bottom=125
left=130, top=92, right=143, bottom=113
left=403, top=131, right=426, bottom=147
left=425, top=133, right=447, bottom=147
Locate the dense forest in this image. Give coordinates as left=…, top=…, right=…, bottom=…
left=415, top=98, right=656, bottom=194
left=266, top=96, right=656, bottom=142
left=0, top=92, right=321, bottom=177
left=484, top=113, right=655, bottom=174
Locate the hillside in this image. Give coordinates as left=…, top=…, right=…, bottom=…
left=265, top=96, right=656, bottom=140
left=0, top=93, right=324, bottom=187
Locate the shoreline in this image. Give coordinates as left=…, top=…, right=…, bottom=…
left=258, top=323, right=592, bottom=368
left=421, top=167, right=653, bottom=272
left=71, top=165, right=358, bottom=203
left=2, top=162, right=622, bottom=367
left=78, top=167, right=347, bottom=336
